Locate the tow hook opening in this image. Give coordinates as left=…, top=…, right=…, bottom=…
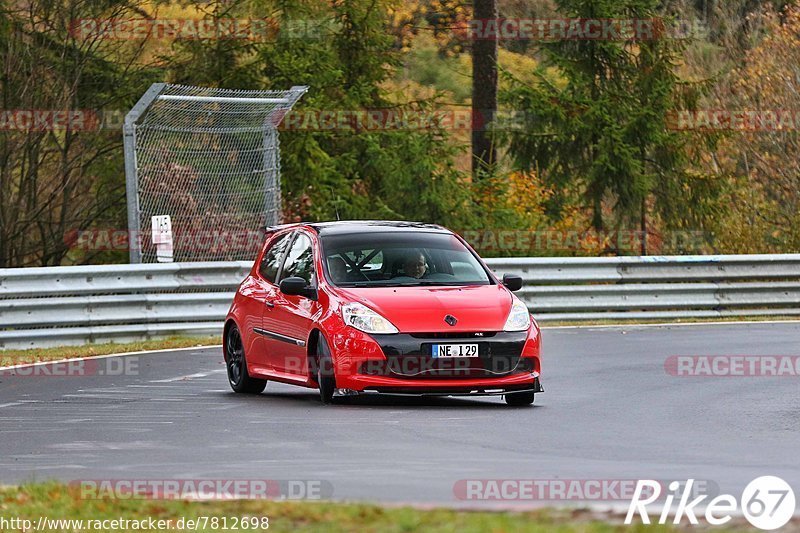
left=334, top=388, right=359, bottom=397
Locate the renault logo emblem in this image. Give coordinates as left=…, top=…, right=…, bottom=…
left=444, top=314, right=457, bottom=326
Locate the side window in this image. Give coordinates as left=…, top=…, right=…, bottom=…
left=363, top=250, right=384, bottom=271
left=259, top=233, right=292, bottom=283
left=280, top=233, right=315, bottom=284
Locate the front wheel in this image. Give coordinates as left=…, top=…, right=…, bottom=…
left=226, top=324, right=267, bottom=394
left=315, top=334, right=337, bottom=404
left=504, top=390, right=535, bottom=406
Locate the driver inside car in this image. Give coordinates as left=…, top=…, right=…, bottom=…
left=328, top=256, right=348, bottom=282
left=403, top=252, right=428, bottom=279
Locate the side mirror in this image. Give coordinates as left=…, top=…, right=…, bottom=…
left=502, top=273, right=523, bottom=292
left=279, top=277, right=317, bottom=299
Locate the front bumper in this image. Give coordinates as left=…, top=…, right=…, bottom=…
left=334, top=376, right=544, bottom=398
left=330, top=328, right=542, bottom=393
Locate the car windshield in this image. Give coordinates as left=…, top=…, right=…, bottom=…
left=320, top=231, right=492, bottom=288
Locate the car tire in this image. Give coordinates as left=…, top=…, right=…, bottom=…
left=504, top=390, right=535, bottom=406
left=226, top=324, right=267, bottom=394
left=315, top=334, right=337, bottom=404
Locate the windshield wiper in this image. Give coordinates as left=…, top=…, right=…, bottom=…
left=383, top=281, right=474, bottom=287
left=341, top=280, right=486, bottom=288
left=407, top=280, right=476, bottom=286
left=342, top=281, right=406, bottom=287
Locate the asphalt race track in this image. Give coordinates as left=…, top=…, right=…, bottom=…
left=1, top=322, right=799, bottom=508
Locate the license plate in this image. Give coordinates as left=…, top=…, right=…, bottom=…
left=431, top=344, right=479, bottom=358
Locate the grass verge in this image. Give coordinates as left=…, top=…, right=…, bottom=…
left=0, top=336, right=220, bottom=366
left=0, top=482, right=766, bottom=532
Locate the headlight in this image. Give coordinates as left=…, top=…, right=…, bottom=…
left=503, top=298, right=531, bottom=332
left=341, top=302, right=399, bottom=334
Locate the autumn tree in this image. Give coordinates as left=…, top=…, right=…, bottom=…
left=709, top=5, right=800, bottom=252
left=0, top=0, right=157, bottom=267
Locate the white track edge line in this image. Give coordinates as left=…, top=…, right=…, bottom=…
left=0, top=344, right=223, bottom=372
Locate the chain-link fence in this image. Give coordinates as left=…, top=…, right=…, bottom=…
left=124, top=83, right=306, bottom=263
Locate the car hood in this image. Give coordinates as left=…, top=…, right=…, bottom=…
left=334, top=284, right=514, bottom=332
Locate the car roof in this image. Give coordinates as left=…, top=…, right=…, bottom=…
left=267, top=220, right=451, bottom=236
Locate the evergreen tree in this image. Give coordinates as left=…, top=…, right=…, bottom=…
left=258, top=0, right=473, bottom=227
left=502, top=0, right=717, bottom=252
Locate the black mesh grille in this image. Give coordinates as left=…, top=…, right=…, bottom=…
left=408, top=332, right=497, bottom=339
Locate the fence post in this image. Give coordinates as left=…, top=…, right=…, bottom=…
left=124, top=83, right=166, bottom=264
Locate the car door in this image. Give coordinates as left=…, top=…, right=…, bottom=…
left=253, top=230, right=294, bottom=372
left=268, top=231, right=319, bottom=375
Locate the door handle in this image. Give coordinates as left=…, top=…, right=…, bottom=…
left=264, top=300, right=275, bottom=308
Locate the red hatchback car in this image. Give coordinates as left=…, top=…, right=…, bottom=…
left=224, top=221, right=543, bottom=405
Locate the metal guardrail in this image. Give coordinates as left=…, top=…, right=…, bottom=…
left=2, top=255, right=800, bottom=349
left=491, top=255, right=800, bottom=321
left=0, top=262, right=252, bottom=350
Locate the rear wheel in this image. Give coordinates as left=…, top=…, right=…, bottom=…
left=226, top=325, right=267, bottom=394
left=315, top=334, right=337, bottom=404
left=504, top=390, right=535, bottom=406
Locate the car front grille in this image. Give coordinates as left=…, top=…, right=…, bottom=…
left=408, top=332, right=498, bottom=339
